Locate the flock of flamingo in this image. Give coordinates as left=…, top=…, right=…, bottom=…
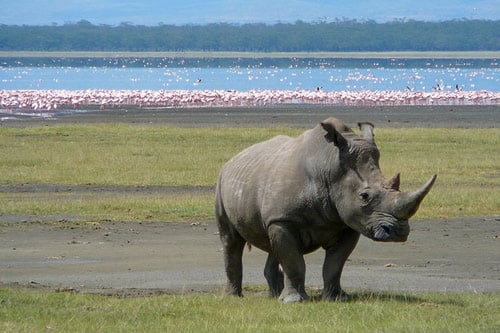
left=0, top=89, right=499, bottom=113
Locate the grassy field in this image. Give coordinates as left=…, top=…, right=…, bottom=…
left=1, top=123, right=499, bottom=332
left=0, top=125, right=290, bottom=222
left=0, top=288, right=498, bottom=332
left=0, top=124, right=499, bottom=222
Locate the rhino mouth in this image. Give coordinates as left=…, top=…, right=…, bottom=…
left=372, top=222, right=409, bottom=242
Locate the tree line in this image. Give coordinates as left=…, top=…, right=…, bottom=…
left=0, top=19, right=498, bottom=52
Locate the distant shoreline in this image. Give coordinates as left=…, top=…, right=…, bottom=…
left=1, top=51, right=499, bottom=59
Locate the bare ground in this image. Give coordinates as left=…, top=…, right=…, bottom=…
left=1, top=105, right=499, bottom=296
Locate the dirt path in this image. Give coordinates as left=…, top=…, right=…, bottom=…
left=1, top=105, right=499, bottom=296
left=1, top=217, right=499, bottom=295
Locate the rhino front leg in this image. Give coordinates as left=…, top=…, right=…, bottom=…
left=322, top=228, right=360, bottom=301
left=268, top=223, right=309, bottom=303
left=264, top=254, right=284, bottom=297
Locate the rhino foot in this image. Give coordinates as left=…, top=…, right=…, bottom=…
left=278, top=290, right=309, bottom=303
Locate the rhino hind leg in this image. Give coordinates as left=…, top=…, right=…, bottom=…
left=268, top=223, right=309, bottom=303
left=264, top=254, right=284, bottom=297
left=322, top=228, right=360, bottom=301
left=216, top=213, right=246, bottom=296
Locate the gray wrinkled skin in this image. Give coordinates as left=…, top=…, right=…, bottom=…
left=215, top=117, right=436, bottom=303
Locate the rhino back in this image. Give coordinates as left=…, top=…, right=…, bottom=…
left=219, top=134, right=298, bottom=219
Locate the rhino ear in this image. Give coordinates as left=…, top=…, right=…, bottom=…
left=321, top=121, right=348, bottom=148
left=357, top=122, right=375, bottom=143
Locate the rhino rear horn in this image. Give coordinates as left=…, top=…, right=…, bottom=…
left=357, top=121, right=375, bottom=142
left=383, top=173, right=400, bottom=191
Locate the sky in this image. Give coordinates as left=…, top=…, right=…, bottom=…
left=2, top=0, right=499, bottom=26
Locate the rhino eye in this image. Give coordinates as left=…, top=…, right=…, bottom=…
left=359, top=191, right=371, bottom=204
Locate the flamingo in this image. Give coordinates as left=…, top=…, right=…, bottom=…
left=0, top=89, right=499, bottom=112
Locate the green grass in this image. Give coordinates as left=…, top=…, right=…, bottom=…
left=0, top=288, right=498, bottom=332
left=0, top=124, right=292, bottom=186
left=0, top=191, right=215, bottom=222
left=0, top=124, right=300, bottom=222
left=0, top=124, right=499, bottom=222
left=377, top=127, right=500, bottom=218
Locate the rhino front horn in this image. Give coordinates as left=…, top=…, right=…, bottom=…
left=399, top=174, right=437, bottom=218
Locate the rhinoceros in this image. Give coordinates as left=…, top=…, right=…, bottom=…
left=215, top=117, right=436, bottom=303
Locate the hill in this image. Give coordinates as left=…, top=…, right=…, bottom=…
left=0, top=20, right=498, bottom=52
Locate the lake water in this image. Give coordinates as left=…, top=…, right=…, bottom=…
left=1, top=57, right=499, bottom=92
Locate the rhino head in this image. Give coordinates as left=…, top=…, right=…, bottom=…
left=321, top=118, right=437, bottom=242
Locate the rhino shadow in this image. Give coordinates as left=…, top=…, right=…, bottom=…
left=309, top=290, right=464, bottom=306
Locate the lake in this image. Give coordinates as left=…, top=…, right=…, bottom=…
left=1, top=57, right=499, bottom=92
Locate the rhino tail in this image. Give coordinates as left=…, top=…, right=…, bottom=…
left=214, top=173, right=227, bottom=222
